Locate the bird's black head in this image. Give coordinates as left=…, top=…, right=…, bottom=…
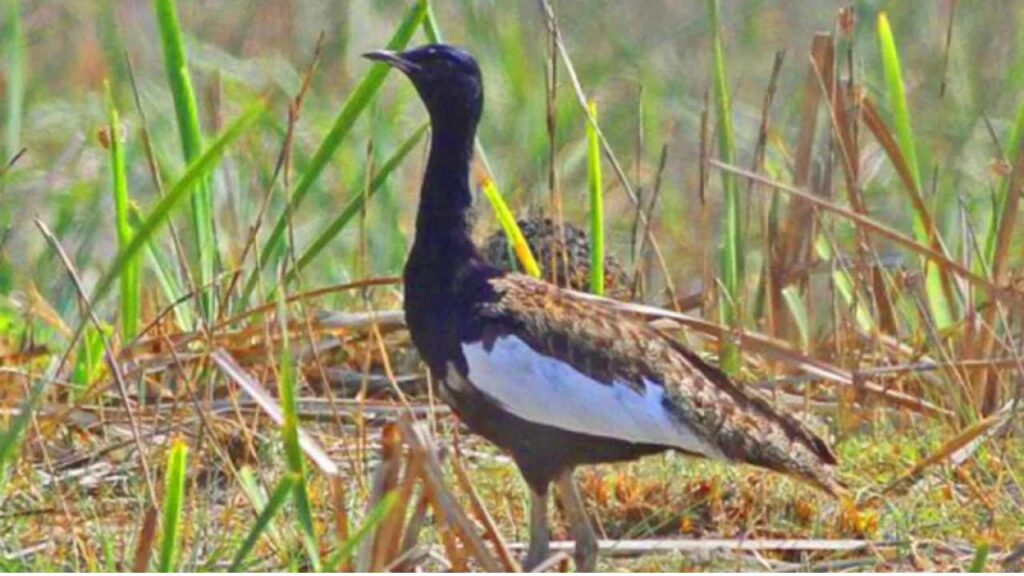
left=364, top=44, right=483, bottom=132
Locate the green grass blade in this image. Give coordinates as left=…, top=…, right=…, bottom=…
left=157, top=439, right=188, bottom=572
left=274, top=292, right=320, bottom=571
left=481, top=176, right=541, bottom=277
left=282, top=123, right=428, bottom=287
left=422, top=0, right=443, bottom=42
left=0, top=380, right=44, bottom=494
left=245, top=0, right=426, bottom=301
left=708, top=0, right=743, bottom=374
left=128, top=205, right=192, bottom=331
left=154, top=0, right=217, bottom=319
left=70, top=324, right=109, bottom=399
left=586, top=101, right=605, bottom=295
left=877, top=13, right=922, bottom=192
left=814, top=233, right=875, bottom=333
left=98, top=526, right=118, bottom=572
left=2, top=0, right=25, bottom=162
left=229, top=473, right=299, bottom=572
left=878, top=11, right=953, bottom=330
left=324, top=492, right=397, bottom=571
left=153, top=0, right=203, bottom=161
left=106, top=84, right=139, bottom=339
left=968, top=541, right=989, bottom=572
left=421, top=2, right=541, bottom=279
left=235, top=466, right=282, bottom=550
left=90, top=102, right=265, bottom=307
left=983, top=99, right=1024, bottom=268
left=780, top=286, right=810, bottom=352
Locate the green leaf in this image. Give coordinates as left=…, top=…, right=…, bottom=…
left=157, top=439, right=188, bottom=572
left=324, top=492, right=398, bottom=571
left=968, top=541, right=989, bottom=572
left=877, top=13, right=921, bottom=191
left=813, top=233, right=875, bottom=333
left=878, top=11, right=953, bottom=329
left=481, top=176, right=541, bottom=277
left=154, top=0, right=217, bottom=319
left=983, top=99, right=1024, bottom=269
left=708, top=0, right=743, bottom=374
left=70, top=323, right=110, bottom=399
left=781, top=286, right=811, bottom=352
left=128, top=204, right=193, bottom=331
left=106, top=84, right=139, bottom=339
left=586, top=101, right=605, bottom=295
left=229, top=474, right=299, bottom=572
left=275, top=292, right=320, bottom=571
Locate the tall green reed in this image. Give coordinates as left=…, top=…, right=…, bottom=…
left=274, top=292, right=320, bottom=571
left=154, top=0, right=218, bottom=320
left=105, top=84, right=139, bottom=339
left=708, top=0, right=743, bottom=374
left=586, top=101, right=605, bottom=295
left=878, top=11, right=955, bottom=329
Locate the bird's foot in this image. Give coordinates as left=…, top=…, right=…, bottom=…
left=525, top=487, right=551, bottom=571
left=572, top=532, right=598, bottom=572
left=557, top=470, right=599, bottom=572
left=523, top=548, right=550, bottom=572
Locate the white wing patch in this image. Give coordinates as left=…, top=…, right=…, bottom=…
left=461, top=335, right=720, bottom=457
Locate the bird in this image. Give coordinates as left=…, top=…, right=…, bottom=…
left=364, top=44, right=842, bottom=572
left=481, top=216, right=631, bottom=299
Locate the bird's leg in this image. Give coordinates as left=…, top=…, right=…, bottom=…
left=556, top=469, right=598, bottom=572
left=524, top=486, right=550, bottom=571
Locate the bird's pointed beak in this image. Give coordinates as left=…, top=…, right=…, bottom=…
left=362, top=49, right=420, bottom=75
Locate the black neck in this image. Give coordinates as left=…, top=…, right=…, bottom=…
left=402, top=78, right=498, bottom=371
left=413, top=120, right=479, bottom=258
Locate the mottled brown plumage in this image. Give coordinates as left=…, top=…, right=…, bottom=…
left=482, top=217, right=631, bottom=300
left=480, top=274, right=843, bottom=496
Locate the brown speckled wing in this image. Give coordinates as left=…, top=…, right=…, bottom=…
left=478, top=274, right=843, bottom=496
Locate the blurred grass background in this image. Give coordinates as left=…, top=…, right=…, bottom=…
left=3, top=1, right=1021, bottom=307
